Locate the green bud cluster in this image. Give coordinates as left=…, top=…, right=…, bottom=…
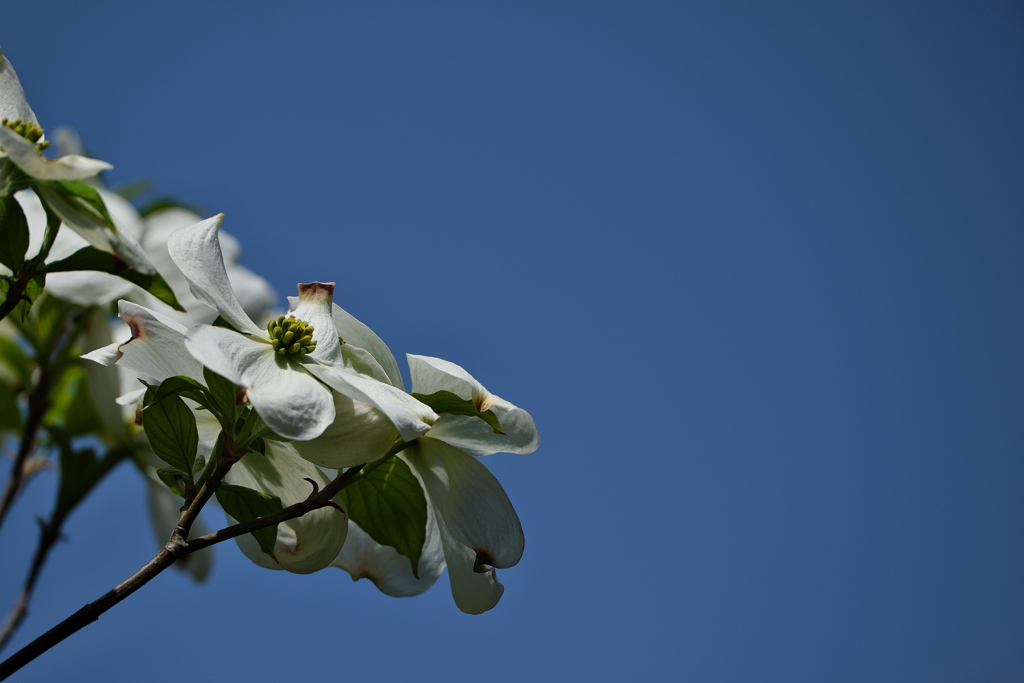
left=1, top=118, right=49, bottom=151
left=267, top=315, right=318, bottom=356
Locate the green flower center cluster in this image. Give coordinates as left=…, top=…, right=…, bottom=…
left=1, top=118, right=49, bottom=151
left=267, top=315, right=318, bottom=356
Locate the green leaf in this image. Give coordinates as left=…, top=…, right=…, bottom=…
left=156, top=467, right=189, bottom=497
left=53, top=179, right=115, bottom=228
left=0, top=377, right=22, bottom=430
left=203, top=367, right=237, bottom=433
left=41, top=245, right=183, bottom=311
left=410, top=390, right=505, bottom=435
left=57, top=447, right=126, bottom=515
left=215, top=484, right=282, bottom=561
left=0, top=194, right=30, bottom=272
left=341, top=457, right=428, bottom=577
left=142, top=375, right=221, bottom=421
left=26, top=291, right=71, bottom=357
left=44, top=362, right=103, bottom=438
left=142, top=389, right=198, bottom=475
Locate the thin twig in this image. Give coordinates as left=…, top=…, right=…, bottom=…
left=0, top=509, right=66, bottom=651
left=0, top=367, right=50, bottom=534
left=0, top=441, right=411, bottom=680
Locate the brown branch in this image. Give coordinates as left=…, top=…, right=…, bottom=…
left=0, top=272, right=32, bottom=325
left=0, top=440, right=410, bottom=680
left=182, top=463, right=364, bottom=554
left=0, top=366, right=50, bottom=534
left=0, top=509, right=66, bottom=652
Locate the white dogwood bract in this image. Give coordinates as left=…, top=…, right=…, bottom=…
left=167, top=214, right=437, bottom=444
left=226, top=441, right=348, bottom=574
left=324, top=303, right=539, bottom=613
left=0, top=50, right=109, bottom=181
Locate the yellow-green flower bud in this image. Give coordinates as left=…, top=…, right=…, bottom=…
left=1, top=118, right=48, bottom=151
left=267, top=315, right=318, bottom=356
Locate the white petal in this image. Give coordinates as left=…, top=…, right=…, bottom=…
left=425, top=406, right=540, bottom=457
left=166, top=215, right=261, bottom=334
left=330, top=452, right=444, bottom=595
left=116, top=387, right=146, bottom=407
left=100, top=188, right=144, bottom=240
left=184, top=325, right=335, bottom=441
left=81, top=307, right=128, bottom=442
left=34, top=183, right=154, bottom=274
left=46, top=270, right=135, bottom=306
left=408, top=437, right=524, bottom=570
left=225, top=441, right=347, bottom=574
left=287, top=282, right=342, bottom=364
left=330, top=516, right=444, bottom=597
left=302, top=361, right=436, bottom=442
left=142, top=208, right=203, bottom=248
left=0, top=49, right=38, bottom=124
left=409, top=354, right=539, bottom=455
left=339, top=343, right=391, bottom=384
left=20, top=188, right=140, bottom=304
left=408, top=354, right=485, bottom=403
left=437, top=521, right=505, bottom=614
left=13, top=189, right=46, bottom=260
left=332, top=303, right=404, bottom=390
left=290, top=391, right=397, bottom=469
left=0, top=127, right=111, bottom=179
left=228, top=264, right=277, bottom=324
left=82, top=300, right=202, bottom=384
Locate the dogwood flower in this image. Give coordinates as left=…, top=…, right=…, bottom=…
left=0, top=49, right=110, bottom=181
left=0, top=49, right=155, bottom=276
left=167, top=214, right=437, bottom=444
left=326, top=305, right=539, bottom=613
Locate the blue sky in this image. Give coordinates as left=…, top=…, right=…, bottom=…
left=1, top=2, right=1022, bottom=681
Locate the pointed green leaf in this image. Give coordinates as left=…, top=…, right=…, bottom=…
left=215, top=484, right=282, bottom=561
left=341, top=457, right=428, bottom=577
left=0, top=195, right=30, bottom=272
left=411, top=390, right=505, bottom=435
left=142, top=389, right=198, bottom=475
left=53, top=179, right=115, bottom=228
left=44, top=362, right=104, bottom=438
left=156, top=467, right=189, bottom=498
left=142, top=375, right=222, bottom=424
left=41, top=245, right=184, bottom=311
left=0, top=377, right=22, bottom=431
left=203, top=367, right=237, bottom=433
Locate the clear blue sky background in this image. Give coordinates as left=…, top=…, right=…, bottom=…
left=1, top=2, right=1022, bottom=681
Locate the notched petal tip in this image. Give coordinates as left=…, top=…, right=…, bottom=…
left=473, top=549, right=497, bottom=574
left=298, top=281, right=336, bottom=299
